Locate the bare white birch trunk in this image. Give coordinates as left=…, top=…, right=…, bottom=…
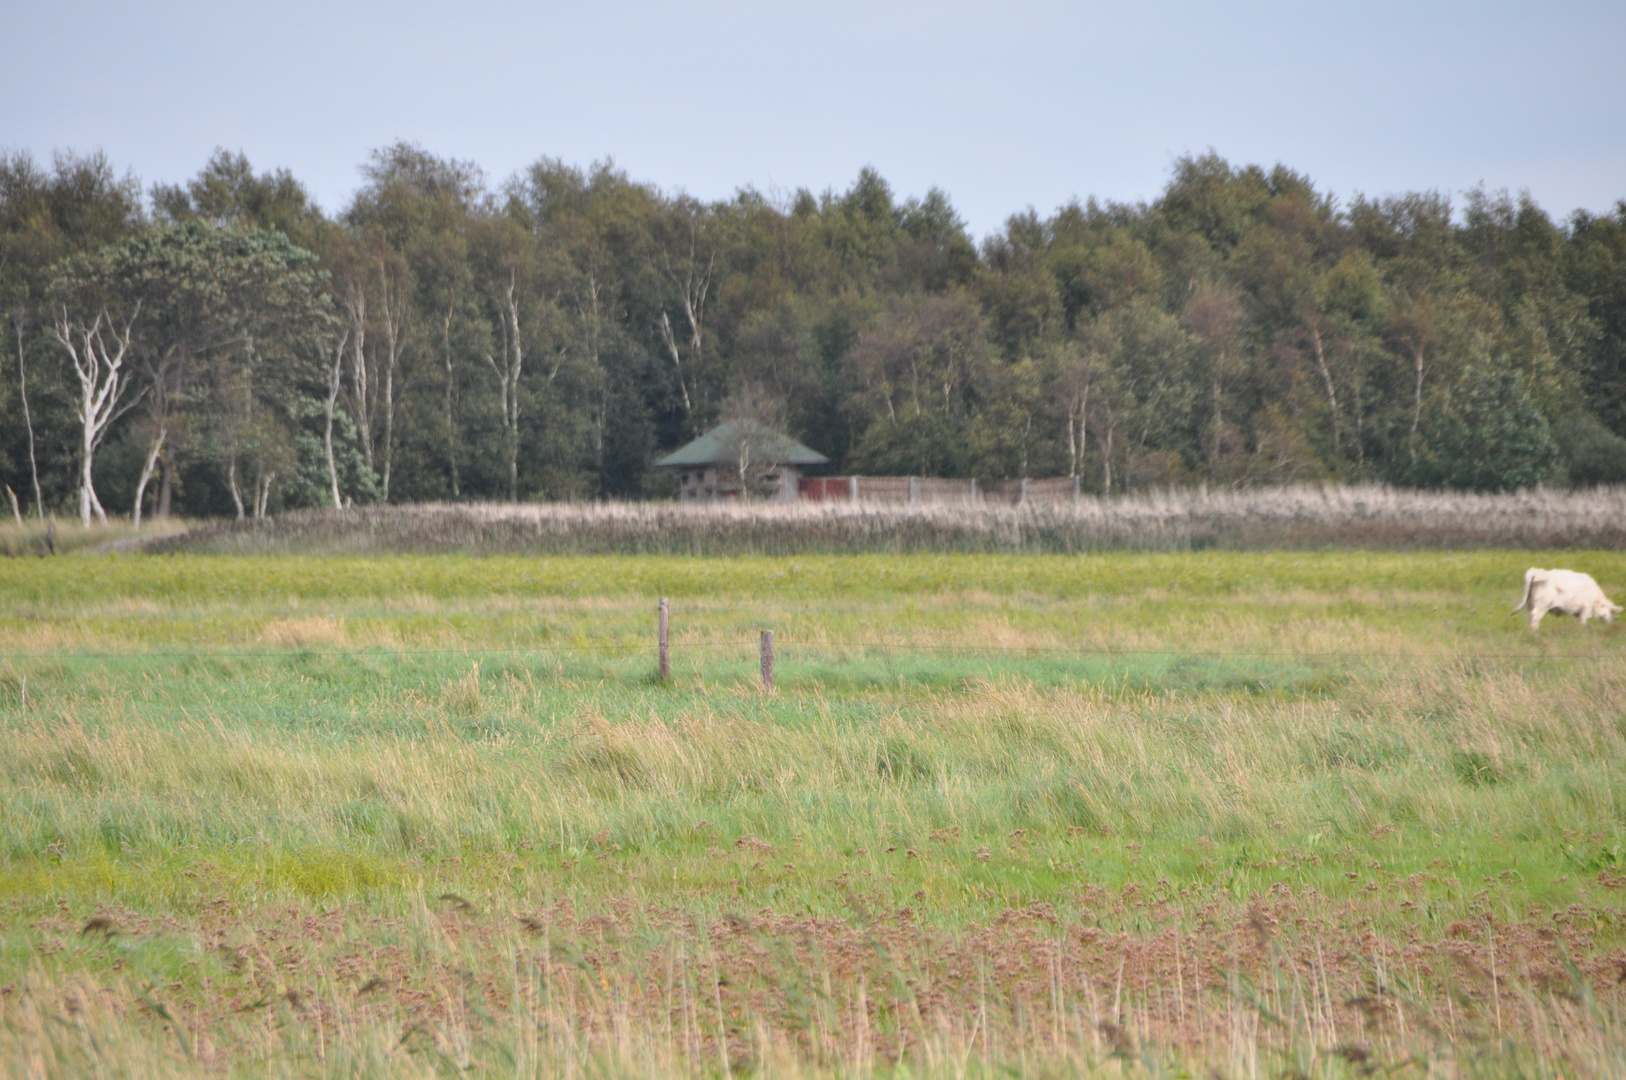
left=324, top=329, right=349, bottom=509
left=51, top=307, right=137, bottom=526
left=655, top=234, right=711, bottom=430
left=485, top=271, right=525, bottom=502
left=1102, top=415, right=1116, bottom=494
left=1310, top=325, right=1341, bottom=456
left=1066, top=402, right=1078, bottom=480
left=1409, top=343, right=1426, bottom=465
left=344, top=283, right=373, bottom=474
left=586, top=274, right=605, bottom=480
left=131, top=347, right=181, bottom=530
left=131, top=422, right=165, bottom=528
left=12, top=311, right=42, bottom=520
left=254, top=470, right=275, bottom=518
left=657, top=311, right=693, bottom=418
left=1067, top=381, right=1089, bottom=480
left=441, top=305, right=459, bottom=498
left=377, top=257, right=405, bottom=502
left=227, top=436, right=245, bottom=520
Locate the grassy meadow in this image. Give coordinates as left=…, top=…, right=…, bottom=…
left=2, top=551, right=1625, bottom=1077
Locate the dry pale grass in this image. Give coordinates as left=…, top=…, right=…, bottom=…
left=140, top=484, right=1626, bottom=555
left=259, top=616, right=353, bottom=649
left=0, top=516, right=189, bottom=558
left=0, top=623, right=110, bottom=654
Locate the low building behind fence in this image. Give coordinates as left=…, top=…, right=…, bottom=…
left=797, top=476, right=1080, bottom=504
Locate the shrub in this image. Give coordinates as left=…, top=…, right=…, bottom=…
left=1411, top=357, right=1560, bottom=492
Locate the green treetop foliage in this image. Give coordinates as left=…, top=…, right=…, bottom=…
left=152, top=149, right=325, bottom=248
left=2, top=145, right=1624, bottom=517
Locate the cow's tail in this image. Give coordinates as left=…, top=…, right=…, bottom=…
left=1513, top=567, right=1541, bottom=615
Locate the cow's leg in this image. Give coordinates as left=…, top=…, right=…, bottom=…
left=1530, top=602, right=1549, bottom=630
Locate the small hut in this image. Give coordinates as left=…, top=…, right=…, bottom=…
left=656, top=420, right=828, bottom=503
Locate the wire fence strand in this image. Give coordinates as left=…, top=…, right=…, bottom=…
left=0, top=638, right=1612, bottom=664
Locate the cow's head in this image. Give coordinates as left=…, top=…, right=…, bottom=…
left=1597, top=599, right=1624, bottom=624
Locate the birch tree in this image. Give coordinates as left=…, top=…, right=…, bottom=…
left=2, top=150, right=142, bottom=517
left=10, top=307, right=42, bottom=519
left=374, top=251, right=407, bottom=501
left=341, top=274, right=372, bottom=473
left=348, top=142, right=488, bottom=500
left=1181, top=281, right=1243, bottom=475
left=486, top=269, right=526, bottom=500
left=417, top=238, right=475, bottom=499
left=50, top=305, right=139, bottom=524
left=440, top=301, right=462, bottom=496
left=473, top=207, right=571, bottom=503
left=129, top=345, right=177, bottom=526
left=323, top=327, right=349, bottom=508
left=65, top=223, right=337, bottom=521
left=1079, top=300, right=1192, bottom=493
left=1056, top=339, right=1095, bottom=481
left=651, top=198, right=714, bottom=429
left=482, top=268, right=563, bottom=501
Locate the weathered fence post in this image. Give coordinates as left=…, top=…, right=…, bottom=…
left=760, top=630, right=774, bottom=693
left=658, top=597, right=670, bottom=681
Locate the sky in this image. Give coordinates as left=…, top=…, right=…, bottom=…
left=3, top=0, right=1623, bottom=238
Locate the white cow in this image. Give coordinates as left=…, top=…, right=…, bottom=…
left=1513, top=568, right=1622, bottom=630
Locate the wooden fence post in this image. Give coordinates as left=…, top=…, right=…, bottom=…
left=658, top=597, right=670, bottom=681
left=760, top=630, right=774, bottom=693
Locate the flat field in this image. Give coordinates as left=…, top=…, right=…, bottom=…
left=2, top=551, right=1625, bottom=1078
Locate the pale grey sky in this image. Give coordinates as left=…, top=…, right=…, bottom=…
left=3, top=0, right=1623, bottom=236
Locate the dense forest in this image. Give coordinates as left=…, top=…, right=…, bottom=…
left=2, top=145, right=1625, bottom=523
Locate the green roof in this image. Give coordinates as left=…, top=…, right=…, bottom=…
left=655, top=420, right=829, bottom=468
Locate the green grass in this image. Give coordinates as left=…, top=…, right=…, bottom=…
left=2, top=551, right=1625, bottom=1076
left=5, top=547, right=1613, bottom=600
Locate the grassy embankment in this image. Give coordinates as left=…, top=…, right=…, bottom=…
left=1, top=552, right=1624, bottom=1076
left=0, top=516, right=189, bottom=558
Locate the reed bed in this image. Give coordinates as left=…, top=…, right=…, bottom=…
left=141, top=484, right=1626, bottom=556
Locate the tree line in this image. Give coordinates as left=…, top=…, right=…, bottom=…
left=3, top=144, right=1625, bottom=524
